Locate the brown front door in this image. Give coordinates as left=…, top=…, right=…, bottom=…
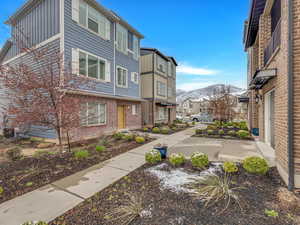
left=118, top=106, right=126, bottom=129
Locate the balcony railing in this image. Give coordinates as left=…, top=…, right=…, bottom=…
left=264, top=21, right=281, bottom=65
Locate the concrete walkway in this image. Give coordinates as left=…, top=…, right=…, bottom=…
left=0, top=128, right=194, bottom=225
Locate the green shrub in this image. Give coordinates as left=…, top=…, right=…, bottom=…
left=34, top=150, right=54, bottom=158
left=228, top=130, right=236, bottom=136
left=6, top=147, right=23, bottom=161
left=98, top=138, right=109, bottom=147
left=22, top=222, right=48, bottom=225
left=214, top=121, right=221, bottom=128
left=145, top=149, right=162, bottom=164
left=113, top=132, right=125, bottom=140
left=30, top=137, right=42, bottom=142
left=25, top=182, right=34, bottom=187
left=265, top=209, right=279, bottom=218
left=207, top=129, right=214, bottom=135
left=143, top=127, right=149, bottom=132
left=123, top=134, right=135, bottom=141
left=74, top=150, right=89, bottom=160
left=207, top=125, right=217, bottom=130
left=195, top=129, right=204, bottom=135
left=96, top=146, right=106, bottom=152
left=161, top=127, right=170, bottom=134
left=169, top=153, right=186, bottom=167
left=223, top=162, right=238, bottom=173
left=239, top=121, right=248, bottom=130
left=135, top=136, right=145, bottom=144
left=0, top=186, right=3, bottom=195
left=237, top=130, right=250, bottom=138
left=152, top=127, right=161, bottom=133
left=218, top=129, right=225, bottom=135
left=192, top=121, right=196, bottom=125
left=171, top=127, right=177, bottom=131
left=243, top=157, right=269, bottom=175
left=191, top=152, right=209, bottom=169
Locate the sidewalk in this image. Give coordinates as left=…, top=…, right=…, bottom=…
left=0, top=128, right=194, bottom=225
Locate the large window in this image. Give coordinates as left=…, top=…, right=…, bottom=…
left=157, top=81, right=167, bottom=97
left=116, top=24, right=128, bottom=54
left=79, top=0, right=110, bottom=40
left=157, top=56, right=166, bottom=73
left=158, top=107, right=168, bottom=120
left=79, top=50, right=108, bottom=81
left=133, top=36, right=139, bottom=60
left=116, top=66, right=128, bottom=88
left=81, top=103, right=106, bottom=126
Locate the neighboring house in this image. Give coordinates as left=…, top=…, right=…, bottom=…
left=0, top=0, right=144, bottom=140
left=177, top=98, right=193, bottom=116
left=140, top=48, right=177, bottom=126
left=244, top=0, right=300, bottom=189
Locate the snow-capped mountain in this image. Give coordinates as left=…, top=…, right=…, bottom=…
left=176, top=84, right=246, bottom=103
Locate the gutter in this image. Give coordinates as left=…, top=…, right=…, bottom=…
left=287, top=0, right=294, bottom=191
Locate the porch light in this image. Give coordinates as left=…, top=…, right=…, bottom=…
left=255, top=94, right=262, bottom=104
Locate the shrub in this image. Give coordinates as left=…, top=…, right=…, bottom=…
left=143, top=127, right=149, bottom=132
left=161, top=127, right=170, bottom=134
left=113, top=132, right=125, bottom=140
left=243, top=156, right=269, bottom=175
left=135, top=136, right=145, bottom=144
left=191, top=152, right=209, bottom=169
left=123, top=134, right=135, bottom=141
left=145, top=149, right=162, bottom=164
left=98, top=138, right=109, bottom=147
left=30, top=137, right=42, bottom=142
left=74, top=150, right=89, bottom=160
left=195, top=129, right=204, bottom=135
left=6, top=147, right=23, bottom=161
left=26, top=182, right=34, bottom=187
left=223, top=162, right=238, bottom=173
left=228, top=130, right=236, bottom=136
left=192, top=121, right=196, bottom=125
left=169, top=153, right=185, bottom=167
left=237, top=130, right=250, bottom=138
left=265, top=209, right=279, bottom=218
left=207, top=125, right=217, bottom=130
left=207, top=129, right=214, bottom=135
left=0, top=186, right=3, bottom=195
left=22, top=222, right=48, bottom=225
left=239, top=122, right=248, bottom=130
left=96, top=146, right=106, bottom=152
left=34, top=150, right=54, bottom=158
left=218, top=129, right=225, bottom=135
left=152, top=127, right=160, bottom=134
left=227, top=122, right=233, bottom=126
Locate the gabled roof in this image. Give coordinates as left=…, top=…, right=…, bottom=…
left=5, top=0, right=144, bottom=39
left=244, top=0, right=267, bottom=49
left=0, top=40, right=12, bottom=63
left=141, top=47, right=177, bottom=65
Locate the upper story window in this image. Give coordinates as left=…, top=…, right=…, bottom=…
left=72, top=48, right=111, bottom=82
left=131, top=72, right=139, bottom=84
left=271, top=0, right=281, bottom=33
left=127, top=32, right=139, bottom=60
left=157, top=81, right=167, bottom=97
left=116, top=66, right=128, bottom=88
left=77, top=0, right=110, bottom=40
left=157, top=56, right=166, bottom=73
left=116, top=24, right=128, bottom=54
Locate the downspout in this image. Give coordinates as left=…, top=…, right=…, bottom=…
left=152, top=53, right=155, bottom=125
left=113, top=23, right=116, bottom=96
left=287, top=0, right=294, bottom=191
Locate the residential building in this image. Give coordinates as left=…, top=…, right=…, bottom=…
left=140, top=48, right=177, bottom=126
left=0, top=0, right=144, bottom=140
left=244, top=0, right=300, bottom=188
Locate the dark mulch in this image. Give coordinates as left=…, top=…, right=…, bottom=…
left=0, top=137, right=154, bottom=204
left=50, top=163, right=300, bottom=225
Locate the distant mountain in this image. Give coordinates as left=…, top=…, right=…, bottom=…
left=176, top=84, right=246, bottom=103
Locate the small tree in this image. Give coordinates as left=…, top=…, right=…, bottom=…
left=0, top=30, right=94, bottom=149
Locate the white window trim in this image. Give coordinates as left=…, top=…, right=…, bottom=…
left=82, top=102, right=107, bottom=127
left=116, top=65, right=128, bottom=88
left=131, top=72, right=139, bottom=84
left=77, top=49, right=110, bottom=83
left=132, top=105, right=137, bottom=115
left=77, top=0, right=110, bottom=41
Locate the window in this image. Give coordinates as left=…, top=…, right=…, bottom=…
left=78, top=50, right=109, bottom=81
left=133, top=36, right=139, bottom=60
left=128, top=32, right=133, bottom=51
left=157, top=81, right=166, bottom=97
left=132, top=105, right=137, bottom=115
left=131, top=72, right=138, bottom=84
left=78, top=0, right=110, bottom=40
left=81, top=103, right=106, bottom=126
left=168, top=87, right=172, bottom=97
left=157, top=56, right=166, bottom=73
left=158, top=107, right=167, bottom=120
left=116, top=24, right=128, bottom=54
left=116, top=66, right=128, bottom=88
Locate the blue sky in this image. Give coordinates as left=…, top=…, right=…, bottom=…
left=0, top=0, right=249, bottom=91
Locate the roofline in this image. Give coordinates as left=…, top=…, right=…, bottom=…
left=244, top=0, right=256, bottom=49
left=5, top=0, right=144, bottom=39
left=141, top=47, right=177, bottom=64
left=0, top=40, right=12, bottom=63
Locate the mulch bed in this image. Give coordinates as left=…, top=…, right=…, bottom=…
left=137, top=126, right=191, bottom=135
left=50, top=162, right=300, bottom=225
left=0, top=136, right=154, bottom=204
left=193, top=133, right=254, bottom=141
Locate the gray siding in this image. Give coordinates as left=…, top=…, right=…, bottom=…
left=115, top=51, right=140, bottom=98
left=3, top=0, right=60, bottom=62
left=0, top=38, right=60, bottom=138
left=64, top=0, right=115, bottom=95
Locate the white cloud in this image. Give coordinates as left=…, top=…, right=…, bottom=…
left=177, top=81, right=217, bottom=92
left=177, top=63, right=218, bottom=75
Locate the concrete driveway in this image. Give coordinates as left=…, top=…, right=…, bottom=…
left=168, top=137, right=263, bottom=163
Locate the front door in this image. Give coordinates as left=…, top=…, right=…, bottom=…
left=118, top=106, right=126, bottom=130
left=264, top=90, right=275, bottom=149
